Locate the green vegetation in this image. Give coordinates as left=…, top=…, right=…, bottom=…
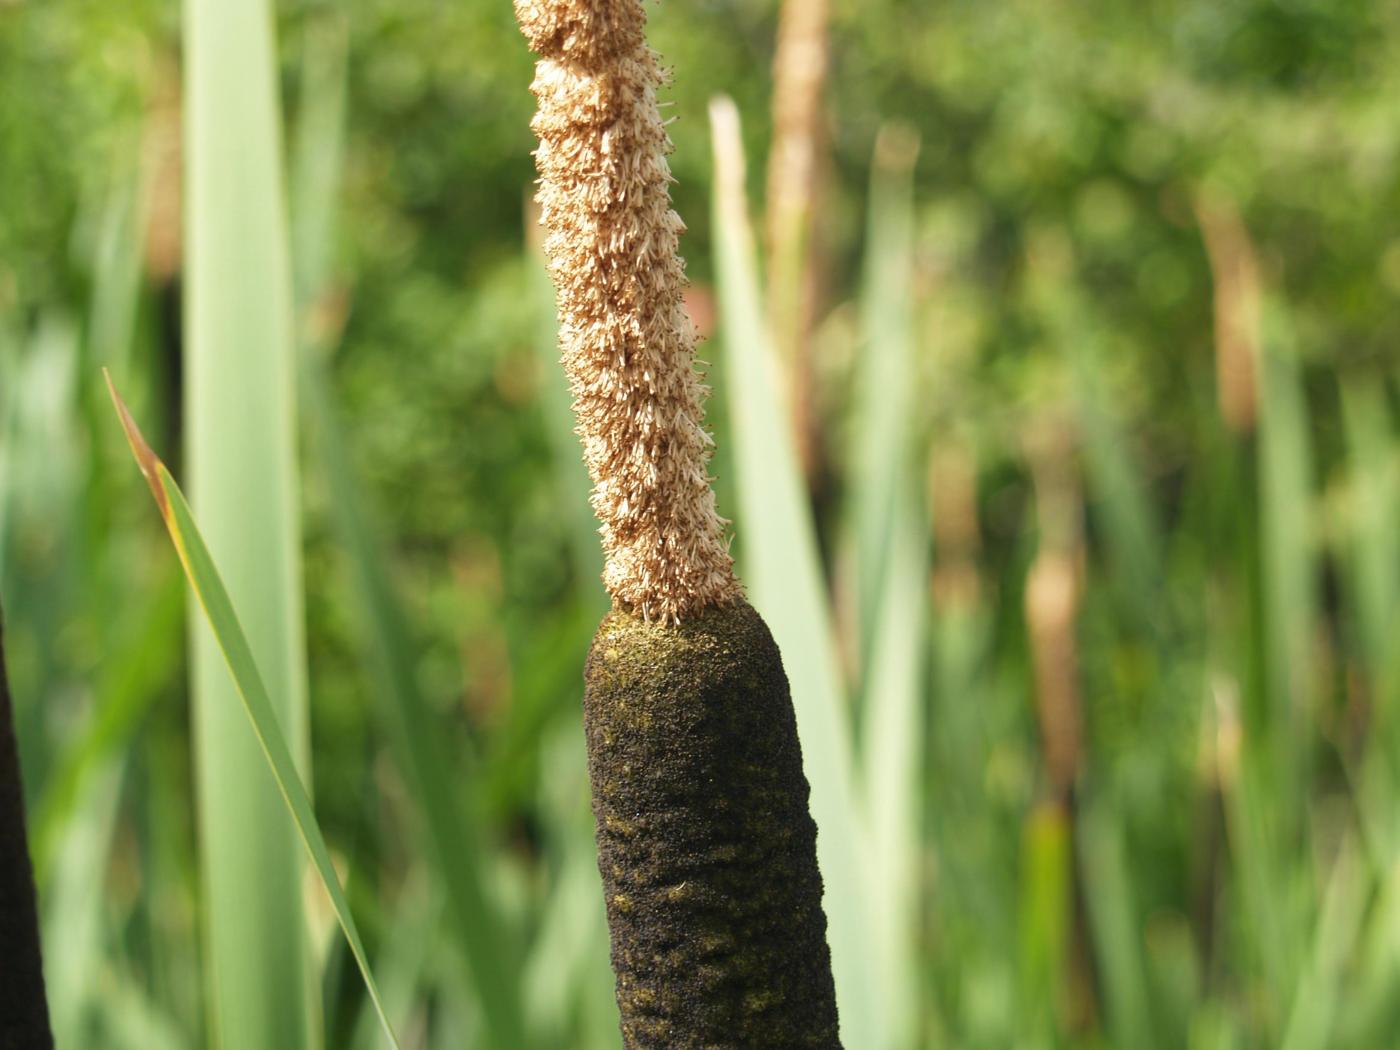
left=4, top=1, right=1400, bottom=1047
left=182, top=0, right=312, bottom=1044
left=108, top=379, right=399, bottom=1046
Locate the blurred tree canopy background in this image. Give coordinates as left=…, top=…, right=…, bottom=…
left=6, top=0, right=1400, bottom=1047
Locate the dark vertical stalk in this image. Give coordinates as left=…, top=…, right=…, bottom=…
left=0, top=613, right=54, bottom=1048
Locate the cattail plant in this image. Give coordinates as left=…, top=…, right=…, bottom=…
left=1021, top=417, right=1091, bottom=1033
left=1194, top=192, right=1261, bottom=436
left=1023, top=419, right=1083, bottom=805
left=765, top=0, right=830, bottom=480
left=515, top=0, right=841, bottom=1044
left=0, top=612, right=53, bottom=1048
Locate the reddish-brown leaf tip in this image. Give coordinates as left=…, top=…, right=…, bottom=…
left=103, top=368, right=171, bottom=521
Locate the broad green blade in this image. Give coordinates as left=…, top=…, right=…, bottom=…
left=1017, top=802, right=1071, bottom=1040
left=182, top=0, right=313, bottom=1043
left=1144, top=914, right=1203, bottom=1049
left=1341, top=857, right=1400, bottom=1045
left=852, top=123, right=928, bottom=1048
left=1257, top=302, right=1315, bottom=815
left=850, top=124, right=919, bottom=672
left=709, top=95, right=882, bottom=1048
left=41, top=757, right=125, bottom=1048
left=290, top=14, right=349, bottom=321
left=85, top=149, right=146, bottom=378
left=1222, top=744, right=1300, bottom=1027
left=0, top=375, right=12, bottom=580
left=1190, top=1008, right=1242, bottom=1050
left=862, top=502, right=927, bottom=1046
left=108, top=377, right=401, bottom=1049
left=1337, top=377, right=1400, bottom=872
left=1339, top=378, right=1400, bottom=717
left=1079, top=799, right=1156, bottom=1050
left=1279, top=836, right=1367, bottom=1050
left=96, top=974, right=188, bottom=1050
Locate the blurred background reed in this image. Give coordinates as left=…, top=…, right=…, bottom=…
left=6, top=0, right=1400, bottom=1046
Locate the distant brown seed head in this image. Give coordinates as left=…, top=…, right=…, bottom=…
left=518, top=0, right=742, bottom=623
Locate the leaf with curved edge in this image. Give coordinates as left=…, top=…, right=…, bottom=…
left=852, top=124, right=927, bottom=1047
left=105, top=372, right=401, bottom=1050
left=709, top=95, right=883, bottom=1049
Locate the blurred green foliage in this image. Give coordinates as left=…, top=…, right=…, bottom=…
left=5, top=0, right=1400, bottom=1046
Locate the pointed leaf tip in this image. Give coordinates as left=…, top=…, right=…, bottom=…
left=104, top=368, right=170, bottom=519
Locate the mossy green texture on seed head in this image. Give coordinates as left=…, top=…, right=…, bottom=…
left=583, top=599, right=841, bottom=1049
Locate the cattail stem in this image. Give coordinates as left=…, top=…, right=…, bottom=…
left=0, top=613, right=54, bottom=1049
left=1024, top=419, right=1083, bottom=803
left=516, top=0, right=840, bottom=1044
left=766, top=0, right=830, bottom=481
left=1194, top=191, right=1261, bottom=436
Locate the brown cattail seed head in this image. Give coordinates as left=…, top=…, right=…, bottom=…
left=519, top=0, right=742, bottom=624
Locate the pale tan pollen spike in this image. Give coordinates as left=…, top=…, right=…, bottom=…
left=517, top=0, right=742, bottom=623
